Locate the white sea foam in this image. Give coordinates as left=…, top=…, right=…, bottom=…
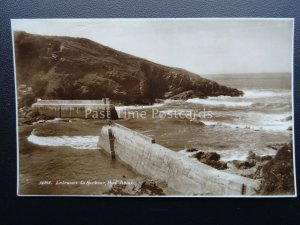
left=218, top=148, right=277, bottom=162
left=43, top=118, right=72, bottom=123
left=219, top=122, right=291, bottom=132
left=203, top=112, right=292, bottom=132
left=115, top=99, right=183, bottom=112
left=163, top=99, right=182, bottom=104
left=202, top=121, right=219, bottom=126
left=186, top=89, right=290, bottom=108
left=115, top=103, right=164, bottom=111
left=218, top=150, right=249, bottom=162
left=186, top=98, right=253, bottom=107
left=233, top=112, right=291, bottom=132
left=243, top=89, right=291, bottom=98
left=28, top=132, right=100, bottom=149
left=180, top=147, right=277, bottom=162
left=158, top=109, right=196, bottom=115
left=32, top=120, right=46, bottom=125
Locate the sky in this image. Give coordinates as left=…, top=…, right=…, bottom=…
left=11, top=19, right=293, bottom=75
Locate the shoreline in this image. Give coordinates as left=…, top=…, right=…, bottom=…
left=18, top=116, right=294, bottom=196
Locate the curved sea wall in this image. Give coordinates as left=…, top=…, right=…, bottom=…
left=98, top=123, right=261, bottom=196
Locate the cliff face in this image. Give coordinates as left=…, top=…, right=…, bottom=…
left=14, top=31, right=243, bottom=105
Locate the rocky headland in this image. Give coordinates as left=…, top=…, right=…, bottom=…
left=14, top=31, right=243, bottom=107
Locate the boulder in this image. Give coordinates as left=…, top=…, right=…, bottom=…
left=192, top=151, right=227, bottom=170
left=186, top=148, right=198, bottom=153
left=233, top=160, right=256, bottom=169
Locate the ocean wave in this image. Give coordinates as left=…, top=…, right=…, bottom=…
left=202, top=121, right=219, bottom=126
left=202, top=112, right=292, bottom=132
left=180, top=148, right=277, bottom=162
left=115, top=103, right=164, bottom=111
left=218, top=148, right=278, bottom=162
left=243, top=89, right=291, bottom=98
left=251, top=102, right=291, bottom=111
left=28, top=132, right=100, bottom=149
left=186, top=89, right=291, bottom=107
left=186, top=98, right=253, bottom=107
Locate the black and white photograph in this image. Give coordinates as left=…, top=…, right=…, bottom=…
left=11, top=18, right=295, bottom=196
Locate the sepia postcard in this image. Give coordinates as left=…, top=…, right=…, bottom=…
left=11, top=18, right=296, bottom=197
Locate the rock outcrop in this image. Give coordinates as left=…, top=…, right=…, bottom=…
left=103, top=178, right=166, bottom=196
left=191, top=151, right=228, bottom=170
left=260, top=143, right=295, bottom=195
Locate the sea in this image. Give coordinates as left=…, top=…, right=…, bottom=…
left=20, top=73, right=293, bottom=195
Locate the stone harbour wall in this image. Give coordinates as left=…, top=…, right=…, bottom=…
left=32, top=99, right=118, bottom=119
left=98, top=123, right=261, bottom=196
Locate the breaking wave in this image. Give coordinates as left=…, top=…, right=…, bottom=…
left=180, top=147, right=278, bottom=162
left=186, top=89, right=291, bottom=108
left=243, top=89, right=291, bottom=98
left=28, top=131, right=100, bottom=149
left=115, top=103, right=164, bottom=111
left=217, top=148, right=278, bottom=162
left=202, top=112, right=292, bottom=132
left=186, top=98, right=253, bottom=107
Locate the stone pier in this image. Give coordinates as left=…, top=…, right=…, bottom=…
left=32, top=98, right=118, bottom=119
left=98, top=123, right=261, bottom=196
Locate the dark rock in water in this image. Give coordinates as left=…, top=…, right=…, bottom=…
left=247, top=151, right=259, bottom=160
left=206, top=152, right=221, bottom=161
left=233, top=159, right=256, bottom=169
left=170, top=90, right=206, bottom=100
left=247, top=151, right=272, bottom=162
left=266, top=143, right=287, bottom=151
left=103, top=179, right=166, bottom=196
left=193, top=151, right=205, bottom=160
left=18, top=106, right=55, bottom=125
left=274, top=143, right=293, bottom=161
left=192, top=151, right=227, bottom=170
left=260, top=143, right=295, bottom=195
left=206, top=160, right=228, bottom=170
left=186, top=148, right=198, bottom=152
left=260, top=155, right=273, bottom=161
left=103, top=184, right=129, bottom=196
left=138, top=180, right=165, bottom=196
left=193, top=151, right=220, bottom=161
left=232, top=150, right=276, bottom=180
